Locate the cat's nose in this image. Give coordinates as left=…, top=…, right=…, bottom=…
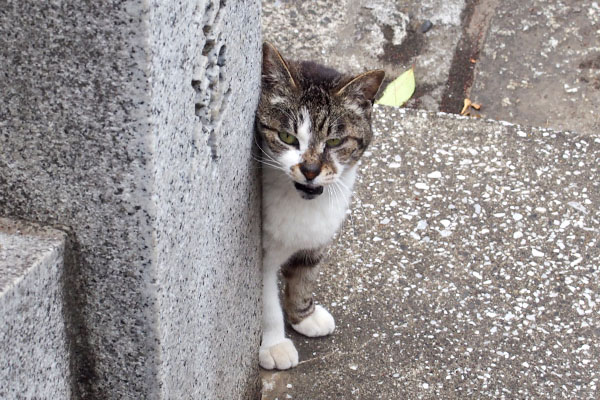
left=299, top=163, right=321, bottom=181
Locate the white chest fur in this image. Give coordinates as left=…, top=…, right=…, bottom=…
left=262, top=165, right=357, bottom=251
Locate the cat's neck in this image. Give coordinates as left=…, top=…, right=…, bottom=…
left=262, top=164, right=358, bottom=250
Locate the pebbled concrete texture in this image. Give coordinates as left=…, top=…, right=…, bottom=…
left=0, top=218, right=70, bottom=399
left=471, top=1, right=600, bottom=135
left=262, top=107, right=600, bottom=399
left=0, top=0, right=261, bottom=398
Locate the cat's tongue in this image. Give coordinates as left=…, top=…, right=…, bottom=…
left=294, top=182, right=324, bottom=200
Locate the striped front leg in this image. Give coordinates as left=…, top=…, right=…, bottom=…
left=281, top=249, right=335, bottom=337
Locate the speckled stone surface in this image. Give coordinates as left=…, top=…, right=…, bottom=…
left=471, top=1, right=600, bottom=135
left=1, top=1, right=261, bottom=398
left=151, top=1, right=262, bottom=398
left=0, top=218, right=70, bottom=399
left=262, top=107, right=600, bottom=399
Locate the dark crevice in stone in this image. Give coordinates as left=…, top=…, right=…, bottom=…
left=60, top=229, right=98, bottom=399
left=194, top=103, right=205, bottom=117
left=193, top=0, right=230, bottom=161
left=208, top=129, right=219, bottom=161
left=439, top=0, right=480, bottom=114
left=440, top=0, right=500, bottom=114
left=217, top=45, right=226, bottom=67
left=202, top=39, right=216, bottom=56
left=244, top=367, right=262, bottom=400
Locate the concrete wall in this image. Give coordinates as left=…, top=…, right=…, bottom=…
left=0, top=219, right=71, bottom=399
left=0, top=1, right=261, bottom=398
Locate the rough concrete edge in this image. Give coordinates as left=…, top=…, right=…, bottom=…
left=140, top=3, right=164, bottom=396
left=377, top=105, right=600, bottom=140
left=0, top=218, right=74, bottom=397
left=59, top=226, right=98, bottom=399
left=0, top=217, right=106, bottom=398
left=0, top=218, right=67, bottom=295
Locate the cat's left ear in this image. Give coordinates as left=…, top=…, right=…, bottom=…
left=262, top=41, right=299, bottom=91
left=335, top=70, right=386, bottom=102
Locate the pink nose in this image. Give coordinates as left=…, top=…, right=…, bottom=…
left=300, top=163, right=321, bottom=181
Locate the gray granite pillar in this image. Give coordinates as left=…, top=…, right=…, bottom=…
left=0, top=0, right=262, bottom=398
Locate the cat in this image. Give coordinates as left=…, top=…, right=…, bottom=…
left=256, top=42, right=384, bottom=370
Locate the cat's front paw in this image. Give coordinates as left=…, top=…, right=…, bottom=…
left=291, top=305, right=335, bottom=337
left=259, top=338, right=299, bottom=370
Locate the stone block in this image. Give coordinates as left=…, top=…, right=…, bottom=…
left=0, top=0, right=261, bottom=398
left=0, top=218, right=70, bottom=399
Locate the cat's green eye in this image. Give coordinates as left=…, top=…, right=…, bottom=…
left=278, top=131, right=298, bottom=146
left=326, top=138, right=343, bottom=147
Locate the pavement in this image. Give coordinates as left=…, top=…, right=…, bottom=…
left=470, top=1, right=600, bottom=135
left=260, top=1, right=600, bottom=399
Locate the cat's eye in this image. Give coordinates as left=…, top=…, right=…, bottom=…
left=278, top=131, right=299, bottom=146
left=326, top=138, right=343, bottom=147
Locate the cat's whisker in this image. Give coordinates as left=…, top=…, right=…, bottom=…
left=259, top=149, right=281, bottom=167
left=327, top=183, right=342, bottom=236
left=253, top=156, right=282, bottom=169
left=328, top=112, right=345, bottom=128
left=332, top=180, right=351, bottom=214
left=337, top=178, right=369, bottom=233
left=330, top=182, right=339, bottom=209
left=326, top=185, right=333, bottom=210
left=337, top=182, right=354, bottom=238
left=254, top=136, right=282, bottom=166
left=252, top=157, right=288, bottom=173
left=334, top=180, right=350, bottom=207
left=274, top=105, right=298, bottom=126
left=329, top=182, right=348, bottom=240
left=334, top=181, right=354, bottom=235
left=251, top=139, right=288, bottom=174
left=334, top=177, right=351, bottom=193
left=253, top=136, right=280, bottom=165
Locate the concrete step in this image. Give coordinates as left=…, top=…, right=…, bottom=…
left=0, top=218, right=71, bottom=399
left=261, top=107, right=600, bottom=399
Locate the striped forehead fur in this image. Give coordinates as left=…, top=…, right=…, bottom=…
left=296, top=107, right=311, bottom=149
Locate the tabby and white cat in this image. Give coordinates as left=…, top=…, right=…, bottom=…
left=256, top=42, right=384, bottom=370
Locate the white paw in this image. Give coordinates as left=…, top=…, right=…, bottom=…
left=259, top=338, right=299, bottom=370
left=292, top=305, right=335, bottom=337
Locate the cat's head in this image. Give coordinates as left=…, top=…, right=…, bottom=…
left=256, top=42, right=384, bottom=200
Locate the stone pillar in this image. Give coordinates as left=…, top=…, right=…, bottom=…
left=0, top=0, right=262, bottom=398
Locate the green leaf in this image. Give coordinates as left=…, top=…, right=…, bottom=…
left=375, top=68, right=415, bottom=107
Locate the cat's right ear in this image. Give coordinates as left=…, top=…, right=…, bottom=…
left=262, top=42, right=298, bottom=91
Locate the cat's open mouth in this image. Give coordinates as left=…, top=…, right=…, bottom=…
left=294, top=182, right=324, bottom=200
